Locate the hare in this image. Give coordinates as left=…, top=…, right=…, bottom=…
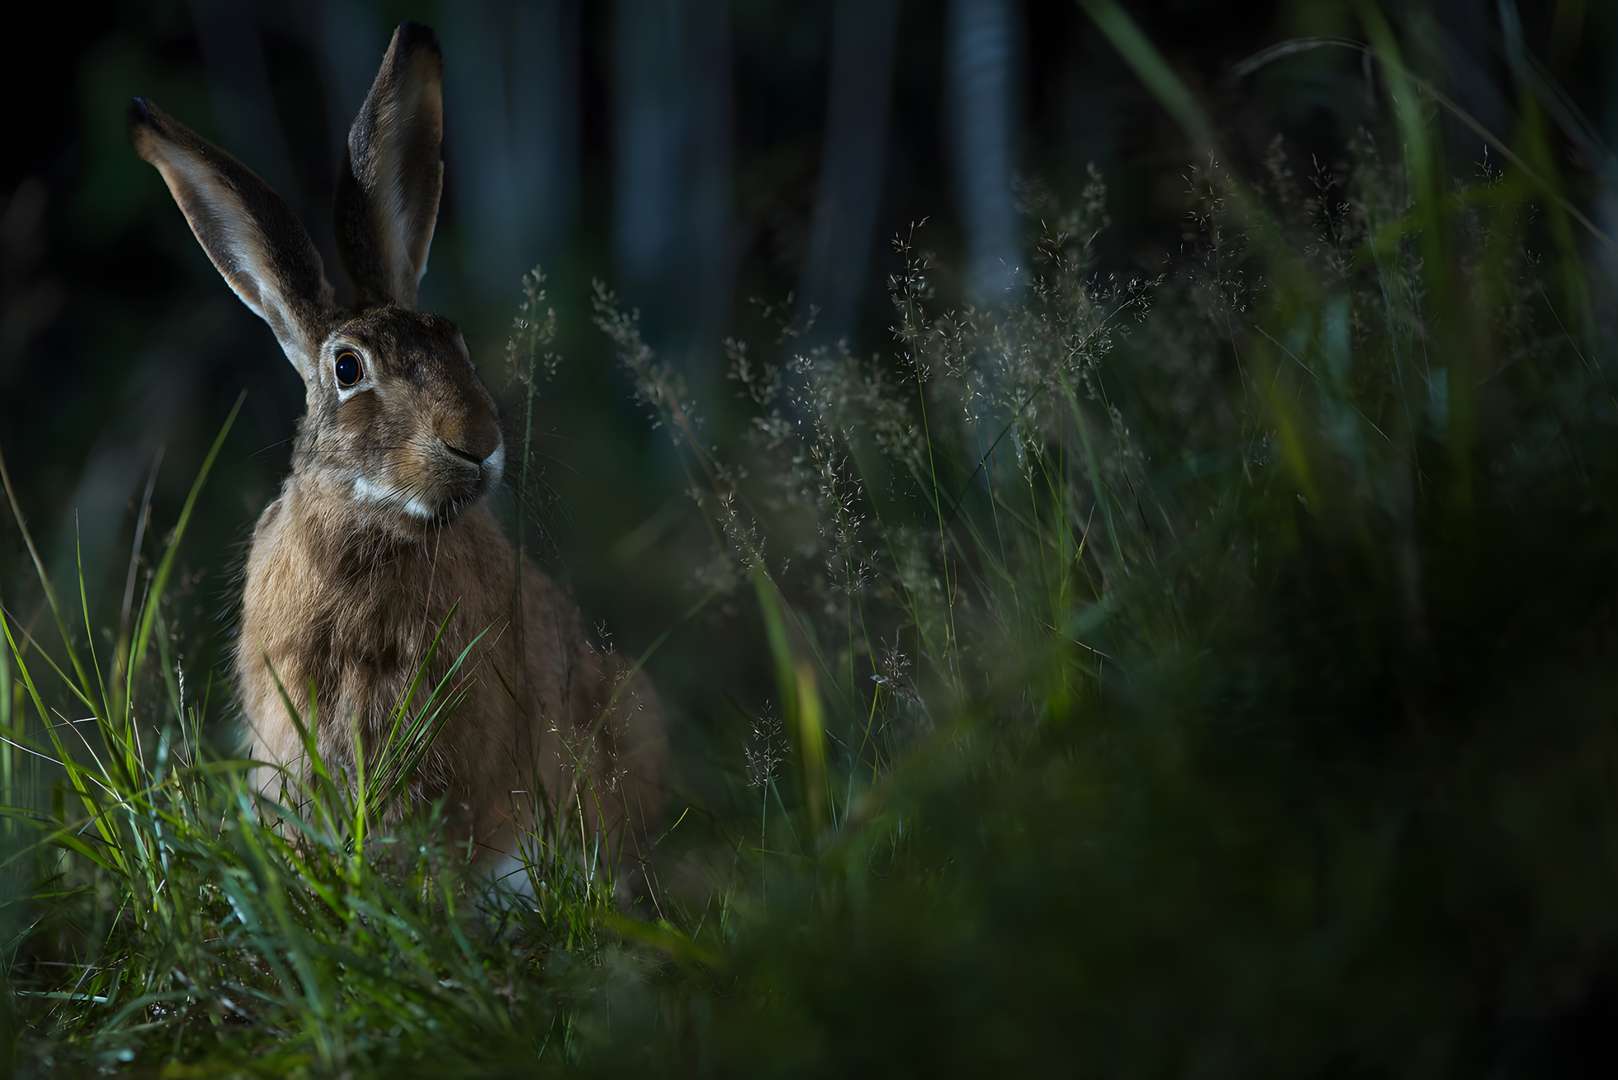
left=130, top=22, right=666, bottom=882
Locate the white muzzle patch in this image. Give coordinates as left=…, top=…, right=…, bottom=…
left=352, top=475, right=435, bottom=520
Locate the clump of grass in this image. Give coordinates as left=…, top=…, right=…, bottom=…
left=5, top=6, right=1618, bottom=1074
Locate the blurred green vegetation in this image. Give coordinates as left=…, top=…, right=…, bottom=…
left=5, top=0, right=1618, bottom=1075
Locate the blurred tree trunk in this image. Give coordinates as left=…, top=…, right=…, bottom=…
left=686, top=2, right=734, bottom=381
left=613, top=0, right=733, bottom=392
left=612, top=1, right=682, bottom=301
left=799, top=0, right=901, bottom=342
left=947, top=0, right=1022, bottom=300
left=438, top=1, right=581, bottom=309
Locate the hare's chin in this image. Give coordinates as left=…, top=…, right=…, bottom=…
left=351, top=475, right=437, bottom=521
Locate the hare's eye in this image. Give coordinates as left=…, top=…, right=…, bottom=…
left=334, top=350, right=363, bottom=387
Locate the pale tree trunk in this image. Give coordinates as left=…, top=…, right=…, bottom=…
left=612, top=1, right=732, bottom=392
left=947, top=0, right=1022, bottom=301
left=800, top=0, right=901, bottom=342
left=439, top=1, right=581, bottom=303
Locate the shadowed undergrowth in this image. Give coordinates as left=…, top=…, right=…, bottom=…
left=5, top=8, right=1618, bottom=1075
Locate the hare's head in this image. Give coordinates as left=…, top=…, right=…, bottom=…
left=131, top=23, right=502, bottom=531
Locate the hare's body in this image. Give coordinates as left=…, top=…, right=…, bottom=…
left=133, top=23, right=666, bottom=870
left=239, top=484, right=663, bottom=853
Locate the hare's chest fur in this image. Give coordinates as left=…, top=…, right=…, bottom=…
left=236, top=487, right=559, bottom=820
left=235, top=486, right=666, bottom=858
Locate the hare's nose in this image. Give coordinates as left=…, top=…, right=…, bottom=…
left=435, top=411, right=501, bottom=464
left=438, top=438, right=504, bottom=481
left=440, top=440, right=483, bottom=467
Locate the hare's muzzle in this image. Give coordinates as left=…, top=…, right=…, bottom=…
left=433, top=437, right=504, bottom=506
left=441, top=439, right=503, bottom=481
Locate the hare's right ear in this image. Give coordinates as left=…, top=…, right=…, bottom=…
left=130, top=98, right=333, bottom=380
left=335, top=23, right=444, bottom=310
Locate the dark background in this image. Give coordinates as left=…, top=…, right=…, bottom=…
left=2, top=0, right=1614, bottom=706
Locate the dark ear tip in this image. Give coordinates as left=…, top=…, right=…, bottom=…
left=128, top=96, right=163, bottom=151
left=393, top=21, right=441, bottom=58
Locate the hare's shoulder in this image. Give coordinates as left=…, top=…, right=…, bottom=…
left=238, top=491, right=331, bottom=648
left=242, top=493, right=299, bottom=589
left=249, top=493, right=287, bottom=547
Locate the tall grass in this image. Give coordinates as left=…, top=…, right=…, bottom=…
left=5, top=6, right=1618, bottom=1074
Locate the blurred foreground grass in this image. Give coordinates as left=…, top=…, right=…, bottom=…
left=5, top=7, right=1618, bottom=1075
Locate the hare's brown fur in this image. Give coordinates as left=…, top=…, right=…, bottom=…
left=240, top=483, right=664, bottom=857
left=132, top=22, right=666, bottom=870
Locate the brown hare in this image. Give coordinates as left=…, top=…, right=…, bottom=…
left=130, top=22, right=665, bottom=885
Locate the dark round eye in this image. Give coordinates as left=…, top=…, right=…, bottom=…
left=334, top=349, right=362, bottom=388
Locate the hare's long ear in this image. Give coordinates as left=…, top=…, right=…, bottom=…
left=336, top=22, right=444, bottom=309
left=130, top=98, right=333, bottom=380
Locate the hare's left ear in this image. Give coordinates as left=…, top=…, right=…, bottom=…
left=130, top=97, right=334, bottom=380
left=336, top=22, right=444, bottom=310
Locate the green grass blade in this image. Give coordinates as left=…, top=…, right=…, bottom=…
left=125, top=394, right=243, bottom=711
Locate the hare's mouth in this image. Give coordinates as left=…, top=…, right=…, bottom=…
left=429, top=440, right=501, bottom=519
left=430, top=475, right=490, bottom=523
left=429, top=493, right=479, bottom=526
